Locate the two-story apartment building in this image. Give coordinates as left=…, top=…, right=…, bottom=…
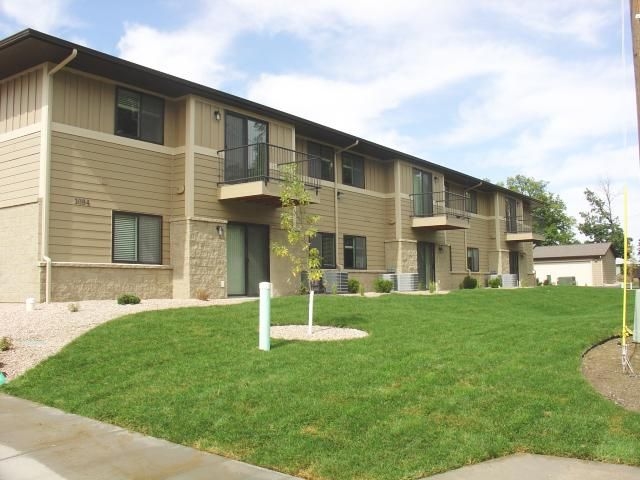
left=0, top=29, right=542, bottom=302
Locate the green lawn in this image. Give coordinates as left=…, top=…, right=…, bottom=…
left=4, top=287, right=640, bottom=479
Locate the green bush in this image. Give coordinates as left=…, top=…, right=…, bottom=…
left=461, top=276, right=478, bottom=289
left=0, top=336, right=12, bottom=352
left=374, top=278, right=393, bottom=293
left=429, top=281, right=437, bottom=293
left=488, top=277, right=502, bottom=288
left=347, top=278, right=361, bottom=294
left=117, top=293, right=141, bottom=305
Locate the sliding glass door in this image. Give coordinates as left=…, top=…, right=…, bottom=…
left=413, top=169, right=433, bottom=216
left=417, top=241, right=436, bottom=288
left=227, top=223, right=269, bottom=296
left=224, top=112, right=268, bottom=182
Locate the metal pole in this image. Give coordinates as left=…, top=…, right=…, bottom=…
left=259, top=282, right=271, bottom=351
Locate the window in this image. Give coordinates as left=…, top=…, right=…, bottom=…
left=310, top=232, right=336, bottom=268
left=467, top=247, right=479, bottom=272
left=344, top=235, right=366, bottom=269
left=113, top=212, right=162, bottom=264
left=465, top=190, right=478, bottom=214
left=342, top=152, right=364, bottom=188
left=115, top=88, right=164, bottom=144
left=308, top=141, right=334, bottom=181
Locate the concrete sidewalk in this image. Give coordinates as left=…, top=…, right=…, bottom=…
left=0, top=394, right=300, bottom=479
left=2, top=393, right=640, bottom=480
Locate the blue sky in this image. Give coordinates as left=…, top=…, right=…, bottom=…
left=1, top=0, right=639, bottom=247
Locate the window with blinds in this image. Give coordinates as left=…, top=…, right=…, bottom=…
left=116, top=88, right=164, bottom=144
left=112, top=212, right=162, bottom=264
left=308, top=141, right=334, bottom=181
left=344, top=235, right=366, bottom=269
left=310, top=232, right=336, bottom=268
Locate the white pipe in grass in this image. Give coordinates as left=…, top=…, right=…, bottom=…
left=308, top=290, right=314, bottom=335
left=259, top=282, right=271, bottom=351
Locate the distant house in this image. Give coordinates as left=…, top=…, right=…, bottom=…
left=533, top=243, right=616, bottom=286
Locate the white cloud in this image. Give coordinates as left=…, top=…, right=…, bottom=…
left=0, top=0, right=77, bottom=33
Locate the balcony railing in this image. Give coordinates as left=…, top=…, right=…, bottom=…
left=217, top=142, right=321, bottom=191
left=410, top=191, right=469, bottom=218
left=504, top=215, right=544, bottom=235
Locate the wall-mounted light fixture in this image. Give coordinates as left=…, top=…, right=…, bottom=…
left=214, top=110, right=221, bottom=121
left=216, top=225, right=224, bottom=238
left=337, top=191, right=343, bottom=199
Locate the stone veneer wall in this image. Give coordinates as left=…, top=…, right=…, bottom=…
left=43, top=263, right=173, bottom=301
left=171, top=218, right=227, bottom=299
left=188, top=219, right=226, bottom=299
left=0, top=203, right=41, bottom=302
left=383, top=240, right=417, bottom=274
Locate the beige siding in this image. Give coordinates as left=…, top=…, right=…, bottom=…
left=0, top=202, right=41, bottom=301
left=195, top=100, right=294, bottom=151
left=49, top=132, right=173, bottom=263
left=0, top=69, right=42, bottom=134
left=337, top=191, right=386, bottom=270
left=0, top=132, right=41, bottom=208
left=52, top=70, right=114, bottom=134
left=165, top=99, right=186, bottom=147
left=171, top=153, right=185, bottom=217
left=52, top=70, right=181, bottom=145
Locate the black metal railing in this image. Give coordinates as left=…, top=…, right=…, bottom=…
left=504, top=215, right=544, bottom=235
left=217, top=143, right=321, bottom=191
left=410, top=191, right=469, bottom=218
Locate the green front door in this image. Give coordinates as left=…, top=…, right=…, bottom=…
left=227, top=223, right=269, bottom=296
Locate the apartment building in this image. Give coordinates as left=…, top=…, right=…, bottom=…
left=0, top=29, right=542, bottom=302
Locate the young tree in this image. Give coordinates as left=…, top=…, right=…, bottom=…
left=578, top=180, right=630, bottom=258
left=502, top=175, right=577, bottom=245
left=272, top=164, right=322, bottom=293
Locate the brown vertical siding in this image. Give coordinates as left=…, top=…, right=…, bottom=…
left=49, top=132, right=172, bottom=263
left=0, top=132, right=41, bottom=208
left=0, top=69, right=42, bottom=134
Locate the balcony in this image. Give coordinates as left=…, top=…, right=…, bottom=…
left=504, top=215, right=544, bottom=242
left=217, top=143, right=321, bottom=205
left=410, top=191, right=470, bottom=230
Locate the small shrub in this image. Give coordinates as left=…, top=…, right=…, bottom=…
left=359, top=283, right=365, bottom=296
left=374, top=278, right=393, bottom=293
left=429, top=281, right=437, bottom=294
left=117, top=293, right=141, bottom=305
left=0, top=336, right=12, bottom=352
left=461, top=276, right=478, bottom=289
left=488, top=277, right=502, bottom=289
left=331, top=284, right=338, bottom=295
left=67, top=303, right=79, bottom=312
left=195, top=288, right=209, bottom=301
left=347, top=278, right=361, bottom=294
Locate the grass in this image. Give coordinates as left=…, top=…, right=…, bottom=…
left=4, top=287, right=640, bottom=479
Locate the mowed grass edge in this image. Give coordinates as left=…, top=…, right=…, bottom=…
left=4, top=287, right=640, bottom=479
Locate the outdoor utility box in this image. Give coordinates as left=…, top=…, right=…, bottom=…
left=501, top=274, right=519, bottom=288
left=395, top=273, right=418, bottom=291
left=557, top=276, right=576, bottom=286
left=323, top=271, right=349, bottom=294
left=380, top=273, right=418, bottom=292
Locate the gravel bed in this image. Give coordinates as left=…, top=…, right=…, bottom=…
left=0, top=298, right=256, bottom=380
left=270, top=325, right=368, bottom=341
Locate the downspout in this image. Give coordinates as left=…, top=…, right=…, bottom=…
left=333, top=139, right=359, bottom=269
left=41, top=48, right=77, bottom=303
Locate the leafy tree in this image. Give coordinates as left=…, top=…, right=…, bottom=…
left=578, top=180, right=630, bottom=258
left=271, top=164, right=322, bottom=292
left=502, top=175, right=577, bottom=245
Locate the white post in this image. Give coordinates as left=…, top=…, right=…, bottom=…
left=259, top=282, right=271, bottom=351
left=308, top=290, right=314, bottom=335
left=634, top=289, right=639, bottom=343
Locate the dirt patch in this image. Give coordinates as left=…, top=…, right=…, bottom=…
left=582, top=338, right=640, bottom=412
